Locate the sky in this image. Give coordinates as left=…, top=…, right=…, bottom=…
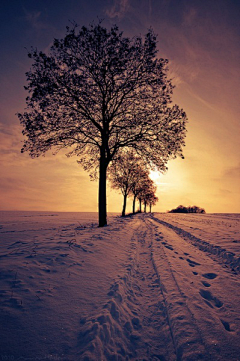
left=0, top=0, right=239, bottom=214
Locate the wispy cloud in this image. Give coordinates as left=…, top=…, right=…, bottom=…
left=22, top=7, right=56, bottom=37
left=184, top=85, right=219, bottom=113
left=148, top=0, right=152, bottom=18
left=222, top=163, right=240, bottom=179
left=24, top=10, right=48, bottom=30
left=182, top=7, right=197, bottom=27
left=106, top=0, right=130, bottom=19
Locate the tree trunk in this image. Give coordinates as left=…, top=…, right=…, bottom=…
left=150, top=204, right=152, bottom=213
left=122, top=193, right=127, bottom=217
left=132, top=195, right=136, bottom=214
left=139, top=198, right=142, bottom=213
left=144, top=201, right=147, bottom=213
left=98, top=154, right=107, bottom=227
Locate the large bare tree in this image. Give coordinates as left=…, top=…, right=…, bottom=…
left=18, top=22, right=187, bottom=226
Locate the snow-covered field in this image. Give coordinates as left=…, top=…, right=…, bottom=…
left=0, top=211, right=239, bottom=360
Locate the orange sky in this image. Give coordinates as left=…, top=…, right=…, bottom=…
left=0, top=0, right=239, bottom=213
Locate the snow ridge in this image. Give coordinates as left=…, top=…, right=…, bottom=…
left=151, top=215, right=240, bottom=273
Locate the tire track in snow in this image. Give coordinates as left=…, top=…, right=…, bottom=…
left=148, top=214, right=240, bottom=361
left=150, top=215, right=240, bottom=273
left=77, top=217, right=176, bottom=360
left=146, top=216, right=211, bottom=361
left=122, top=217, right=176, bottom=360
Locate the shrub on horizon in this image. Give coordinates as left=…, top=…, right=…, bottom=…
left=168, top=205, right=206, bottom=214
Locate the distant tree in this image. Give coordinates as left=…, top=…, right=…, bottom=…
left=141, top=179, right=157, bottom=212
left=18, top=22, right=187, bottom=227
left=109, top=151, right=159, bottom=216
left=108, top=151, right=139, bottom=216
left=138, top=177, right=155, bottom=213
left=130, top=167, right=150, bottom=214
left=168, top=205, right=206, bottom=213
left=149, top=194, right=158, bottom=213
left=143, top=188, right=158, bottom=213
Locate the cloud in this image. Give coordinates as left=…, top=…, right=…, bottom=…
left=182, top=7, right=197, bottom=27
left=148, top=0, right=152, bottom=18
left=184, top=85, right=219, bottom=113
left=168, top=61, right=183, bottom=86
left=0, top=177, right=26, bottom=192
left=106, top=0, right=130, bottom=19
left=24, top=10, right=47, bottom=30
left=22, top=8, right=56, bottom=36
left=222, top=163, right=240, bottom=179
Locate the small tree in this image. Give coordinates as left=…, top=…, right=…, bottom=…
left=130, top=167, right=150, bottom=214
left=108, top=151, right=139, bottom=216
left=140, top=179, right=157, bottom=212
left=18, top=22, right=187, bottom=226
left=109, top=151, right=158, bottom=216
left=149, top=194, right=158, bottom=213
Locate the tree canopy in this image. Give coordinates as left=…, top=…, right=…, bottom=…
left=18, top=22, right=187, bottom=226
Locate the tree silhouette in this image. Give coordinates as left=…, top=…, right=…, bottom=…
left=137, top=177, right=156, bottom=213
left=148, top=194, right=158, bottom=213
left=168, top=205, right=206, bottom=213
left=108, top=151, right=138, bottom=216
left=130, top=166, right=150, bottom=214
left=108, top=151, right=154, bottom=216
left=141, top=183, right=158, bottom=213
left=18, top=22, right=187, bottom=226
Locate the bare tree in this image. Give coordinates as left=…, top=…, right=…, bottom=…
left=109, top=151, right=159, bottom=216
left=148, top=194, right=158, bottom=213
left=142, top=187, right=158, bottom=213
left=139, top=179, right=157, bottom=213
left=108, top=151, right=142, bottom=216
left=130, top=168, right=150, bottom=214
left=108, top=153, right=136, bottom=217
left=18, top=22, right=187, bottom=226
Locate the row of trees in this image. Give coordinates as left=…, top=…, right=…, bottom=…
left=18, top=22, right=187, bottom=226
left=108, top=151, right=158, bottom=216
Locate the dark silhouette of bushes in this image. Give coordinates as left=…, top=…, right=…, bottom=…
left=168, top=205, right=206, bottom=214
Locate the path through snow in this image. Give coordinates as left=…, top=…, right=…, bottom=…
left=0, top=212, right=239, bottom=360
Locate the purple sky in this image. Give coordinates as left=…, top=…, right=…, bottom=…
left=0, top=0, right=239, bottom=213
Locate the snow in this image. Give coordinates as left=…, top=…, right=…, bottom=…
left=0, top=211, right=240, bottom=360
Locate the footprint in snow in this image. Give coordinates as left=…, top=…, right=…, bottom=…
left=199, top=289, right=223, bottom=308
left=220, top=319, right=232, bottom=332
left=8, top=241, right=27, bottom=249
left=202, top=273, right=217, bottom=280
left=164, top=244, right=174, bottom=251
left=201, top=281, right=211, bottom=287
left=132, top=317, right=141, bottom=330
left=186, top=258, right=201, bottom=267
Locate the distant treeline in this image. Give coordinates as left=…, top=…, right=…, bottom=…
left=168, top=205, right=206, bottom=214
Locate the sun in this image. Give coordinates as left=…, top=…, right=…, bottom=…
left=149, top=170, right=162, bottom=184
